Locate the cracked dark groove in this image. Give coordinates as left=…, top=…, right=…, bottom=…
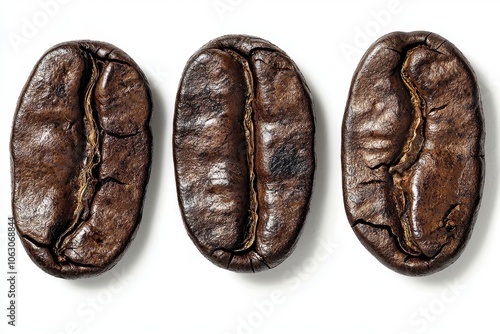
left=55, top=51, right=103, bottom=260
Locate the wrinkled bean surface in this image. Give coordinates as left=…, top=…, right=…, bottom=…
left=10, top=41, right=152, bottom=279
left=342, top=31, right=484, bottom=276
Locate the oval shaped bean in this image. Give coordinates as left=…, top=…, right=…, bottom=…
left=342, top=31, right=484, bottom=276
left=10, top=41, right=152, bottom=278
left=174, top=35, right=315, bottom=272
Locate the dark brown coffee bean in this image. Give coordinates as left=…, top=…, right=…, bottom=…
left=10, top=41, right=152, bottom=279
left=174, top=35, right=315, bottom=272
left=342, top=31, right=484, bottom=276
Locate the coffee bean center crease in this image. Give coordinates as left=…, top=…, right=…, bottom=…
left=47, top=48, right=134, bottom=267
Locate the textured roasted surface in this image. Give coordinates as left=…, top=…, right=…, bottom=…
left=174, top=35, right=315, bottom=272
left=342, top=31, right=484, bottom=276
left=10, top=41, right=152, bottom=279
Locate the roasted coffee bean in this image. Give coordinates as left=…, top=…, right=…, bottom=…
left=10, top=41, right=152, bottom=279
left=174, top=35, right=315, bottom=272
left=342, top=31, right=484, bottom=276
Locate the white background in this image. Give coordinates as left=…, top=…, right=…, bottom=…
left=1, top=1, right=499, bottom=333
